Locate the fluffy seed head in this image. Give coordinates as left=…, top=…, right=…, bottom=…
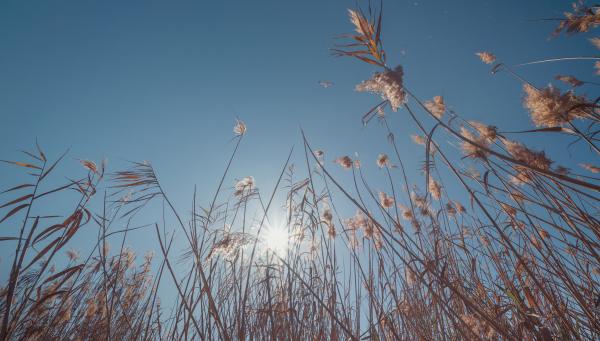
left=356, top=66, right=406, bottom=111
left=428, top=179, right=442, bottom=200
left=234, top=176, right=255, bottom=196
left=398, top=204, right=414, bottom=221
left=523, top=84, right=586, bottom=127
left=424, top=95, right=445, bottom=119
left=233, top=119, right=247, bottom=136
left=207, top=232, right=253, bottom=261
left=554, top=5, right=600, bottom=35
left=376, top=153, right=389, bottom=168
left=411, top=134, right=426, bottom=146
left=327, top=224, right=336, bottom=239
left=476, top=52, right=496, bottom=64
left=322, top=207, right=333, bottom=224
left=505, top=140, right=552, bottom=170
left=334, top=156, right=353, bottom=170
left=379, top=191, right=395, bottom=209
left=468, top=121, right=497, bottom=141
left=459, top=127, right=490, bottom=159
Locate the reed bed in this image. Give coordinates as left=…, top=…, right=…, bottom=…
left=1, top=2, right=599, bottom=340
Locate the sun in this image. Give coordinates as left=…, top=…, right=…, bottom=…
left=261, top=223, right=289, bottom=259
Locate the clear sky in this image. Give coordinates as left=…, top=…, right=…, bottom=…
left=0, top=0, right=596, bottom=279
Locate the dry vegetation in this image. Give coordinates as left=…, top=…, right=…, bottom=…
left=1, top=2, right=600, bottom=340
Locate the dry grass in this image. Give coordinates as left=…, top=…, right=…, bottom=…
left=1, top=2, right=600, bottom=340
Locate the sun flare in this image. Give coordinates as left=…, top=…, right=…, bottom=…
left=261, top=224, right=289, bottom=258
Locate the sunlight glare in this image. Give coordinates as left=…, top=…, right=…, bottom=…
left=262, top=224, right=289, bottom=259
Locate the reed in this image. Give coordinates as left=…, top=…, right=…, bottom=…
left=1, top=2, right=599, bottom=340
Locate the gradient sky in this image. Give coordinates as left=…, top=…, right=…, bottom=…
left=0, top=0, right=596, bottom=282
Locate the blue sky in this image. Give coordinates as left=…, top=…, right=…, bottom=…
left=0, top=0, right=596, bottom=281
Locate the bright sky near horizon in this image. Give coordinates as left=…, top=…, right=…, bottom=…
left=0, top=0, right=596, bottom=278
